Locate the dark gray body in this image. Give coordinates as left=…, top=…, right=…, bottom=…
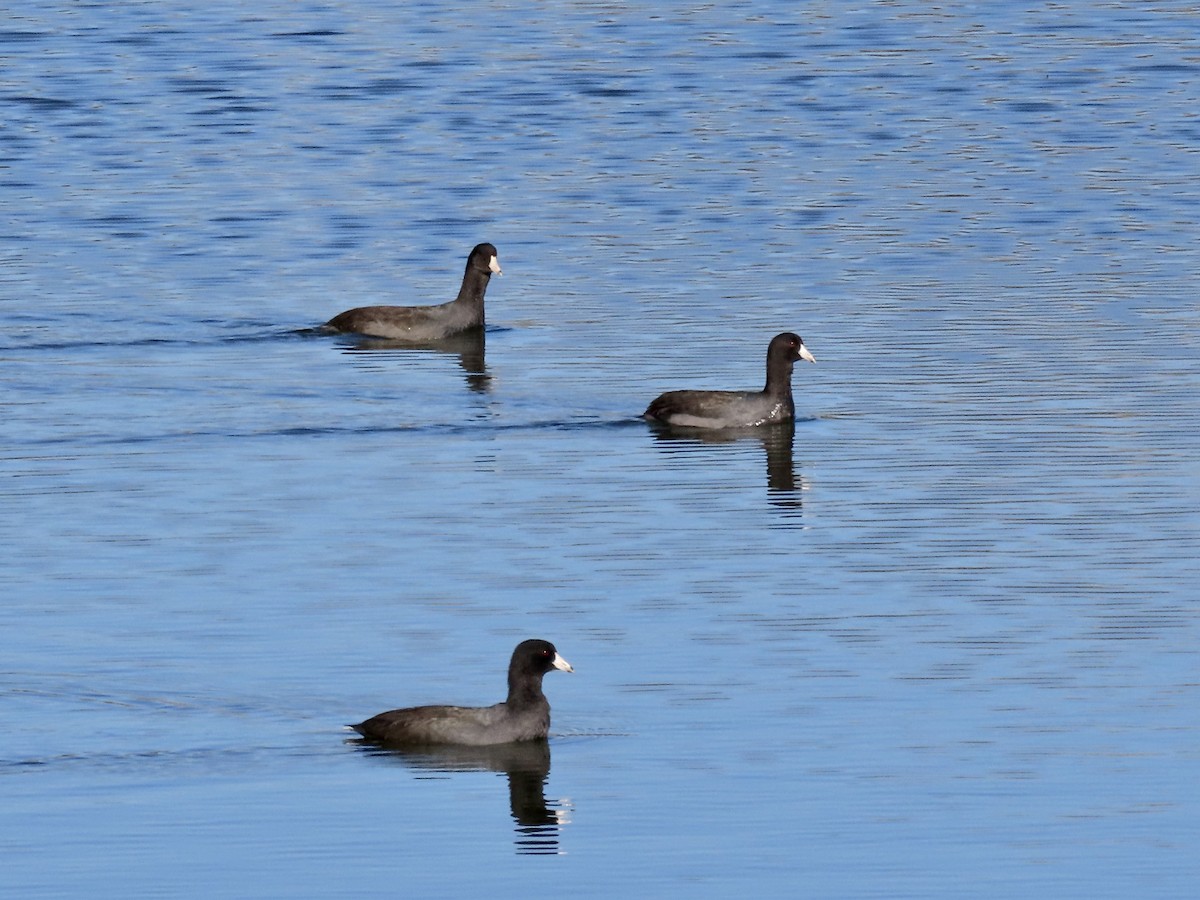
left=644, top=388, right=794, bottom=429
left=354, top=699, right=552, bottom=747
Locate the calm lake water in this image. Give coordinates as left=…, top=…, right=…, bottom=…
left=3, top=1, right=1199, bottom=897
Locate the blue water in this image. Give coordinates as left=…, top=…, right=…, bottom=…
left=3, top=2, right=1199, bottom=897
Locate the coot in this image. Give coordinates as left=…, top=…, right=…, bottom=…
left=324, top=242, right=501, bottom=341
left=643, top=332, right=816, bottom=428
left=351, top=639, right=573, bottom=747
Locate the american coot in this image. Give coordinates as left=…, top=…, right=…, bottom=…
left=351, top=639, right=573, bottom=747
left=643, top=332, right=817, bottom=429
left=323, top=242, right=501, bottom=341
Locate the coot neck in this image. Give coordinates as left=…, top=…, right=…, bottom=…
left=452, top=261, right=492, bottom=315
left=763, top=352, right=796, bottom=399
left=506, top=672, right=547, bottom=708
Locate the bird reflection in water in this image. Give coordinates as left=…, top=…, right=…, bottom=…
left=349, top=738, right=567, bottom=855
left=336, top=329, right=491, bottom=393
left=648, top=420, right=806, bottom=514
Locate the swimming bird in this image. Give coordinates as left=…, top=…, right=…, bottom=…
left=351, top=639, right=573, bottom=747
left=643, top=331, right=816, bottom=429
left=324, top=242, right=501, bottom=341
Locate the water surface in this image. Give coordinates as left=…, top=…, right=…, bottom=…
left=2, top=2, right=1199, bottom=897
